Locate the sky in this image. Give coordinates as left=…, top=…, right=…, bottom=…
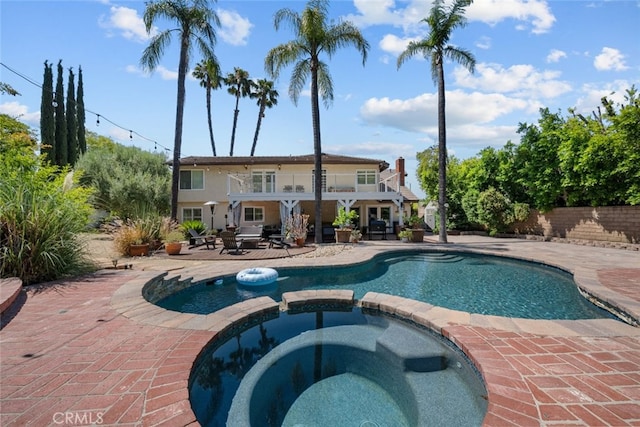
left=1, top=0, right=638, bottom=199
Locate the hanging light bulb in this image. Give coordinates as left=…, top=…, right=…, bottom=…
left=96, top=114, right=100, bottom=126
left=129, top=130, right=133, bottom=140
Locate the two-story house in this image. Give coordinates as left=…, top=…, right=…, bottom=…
left=176, top=153, right=419, bottom=239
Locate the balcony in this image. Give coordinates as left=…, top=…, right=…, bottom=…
left=227, top=172, right=401, bottom=201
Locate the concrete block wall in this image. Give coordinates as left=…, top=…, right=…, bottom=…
left=512, top=206, right=640, bottom=244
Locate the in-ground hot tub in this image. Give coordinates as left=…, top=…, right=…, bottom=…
left=190, top=309, right=488, bottom=426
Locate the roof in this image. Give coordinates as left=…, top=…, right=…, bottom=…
left=180, top=153, right=390, bottom=171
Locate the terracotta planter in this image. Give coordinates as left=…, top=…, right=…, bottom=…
left=128, top=243, right=150, bottom=257
left=295, top=238, right=305, bottom=247
left=410, top=229, right=425, bottom=243
left=335, top=229, right=351, bottom=243
left=165, top=242, right=182, bottom=255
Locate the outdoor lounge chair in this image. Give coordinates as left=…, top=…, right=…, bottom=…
left=188, top=229, right=216, bottom=249
left=268, top=238, right=291, bottom=257
left=219, top=231, right=245, bottom=255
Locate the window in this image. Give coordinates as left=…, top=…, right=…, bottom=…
left=357, top=170, right=377, bottom=185
left=244, top=206, right=264, bottom=222
left=179, top=170, right=204, bottom=190
left=182, top=208, right=202, bottom=222
left=251, top=171, right=276, bottom=193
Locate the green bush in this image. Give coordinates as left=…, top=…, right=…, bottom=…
left=180, top=220, right=207, bottom=239
left=0, top=164, right=94, bottom=285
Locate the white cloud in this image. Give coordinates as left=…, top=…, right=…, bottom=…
left=217, top=9, right=253, bottom=46
left=572, top=80, right=631, bottom=114
left=325, top=141, right=415, bottom=156
left=346, top=0, right=555, bottom=35
left=594, top=47, right=628, bottom=71
left=453, top=63, right=572, bottom=100
left=360, top=89, right=533, bottom=133
left=546, top=49, right=567, bottom=63
left=475, top=36, right=492, bottom=50
left=379, top=34, right=419, bottom=57
left=99, top=6, right=152, bottom=42
left=0, top=101, right=40, bottom=125
left=466, top=0, right=556, bottom=34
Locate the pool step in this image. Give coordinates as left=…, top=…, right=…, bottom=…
left=375, top=322, right=447, bottom=372
left=421, top=253, right=464, bottom=263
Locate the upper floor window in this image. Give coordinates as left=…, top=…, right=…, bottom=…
left=180, top=170, right=204, bottom=190
left=252, top=171, right=276, bottom=193
left=357, top=170, right=377, bottom=185
left=244, top=206, right=264, bottom=222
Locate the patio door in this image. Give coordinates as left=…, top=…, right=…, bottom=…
left=367, top=206, right=391, bottom=226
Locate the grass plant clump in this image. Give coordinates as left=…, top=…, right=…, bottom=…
left=1, top=167, right=95, bottom=285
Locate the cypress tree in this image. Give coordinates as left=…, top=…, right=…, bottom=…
left=40, top=61, right=55, bottom=161
left=54, top=60, right=67, bottom=166
left=66, top=67, right=78, bottom=166
left=76, top=66, right=86, bottom=155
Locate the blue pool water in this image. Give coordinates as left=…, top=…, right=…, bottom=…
left=157, top=250, right=615, bottom=320
left=189, top=309, right=488, bottom=426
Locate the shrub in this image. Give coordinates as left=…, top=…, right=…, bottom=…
left=180, top=220, right=207, bottom=239
left=0, top=167, right=95, bottom=285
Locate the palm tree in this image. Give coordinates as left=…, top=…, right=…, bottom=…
left=193, top=58, right=222, bottom=156
left=249, top=79, right=278, bottom=156
left=397, top=0, right=475, bottom=243
left=265, top=0, right=369, bottom=244
left=223, top=67, right=252, bottom=156
left=140, top=0, right=219, bottom=220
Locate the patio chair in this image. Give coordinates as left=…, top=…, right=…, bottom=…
left=268, top=238, right=291, bottom=257
left=219, top=231, right=245, bottom=255
left=188, top=229, right=216, bottom=249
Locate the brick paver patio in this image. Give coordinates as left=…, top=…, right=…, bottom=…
left=1, top=236, right=639, bottom=426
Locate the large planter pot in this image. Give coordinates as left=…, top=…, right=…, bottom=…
left=165, top=242, right=182, bottom=255
left=128, top=243, right=150, bottom=257
left=335, top=229, right=351, bottom=243
left=410, top=229, right=425, bottom=243
left=295, top=237, right=305, bottom=247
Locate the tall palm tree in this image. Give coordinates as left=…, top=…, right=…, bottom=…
left=265, top=0, right=369, bottom=244
left=249, top=79, right=278, bottom=156
left=193, top=58, right=222, bottom=156
left=223, top=67, right=252, bottom=156
left=397, top=0, right=475, bottom=243
left=140, top=0, right=219, bottom=220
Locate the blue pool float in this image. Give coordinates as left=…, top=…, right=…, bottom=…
left=236, top=267, right=278, bottom=286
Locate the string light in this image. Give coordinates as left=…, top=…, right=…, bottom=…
left=0, top=62, right=171, bottom=154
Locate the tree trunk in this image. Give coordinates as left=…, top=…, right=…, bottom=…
left=437, top=60, right=448, bottom=243
left=206, top=86, right=216, bottom=156
left=230, top=95, right=240, bottom=156
left=250, top=104, right=265, bottom=156
left=311, top=58, right=323, bottom=244
left=170, top=36, right=189, bottom=221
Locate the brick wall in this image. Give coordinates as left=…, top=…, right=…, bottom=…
left=512, top=206, right=640, bottom=244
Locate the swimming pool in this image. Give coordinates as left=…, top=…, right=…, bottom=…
left=189, top=308, right=488, bottom=426
left=157, top=250, right=615, bottom=320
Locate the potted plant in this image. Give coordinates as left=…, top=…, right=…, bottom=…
left=405, top=214, right=425, bottom=243
left=113, top=218, right=155, bottom=257
left=164, top=231, right=184, bottom=255
left=332, top=207, right=359, bottom=243
left=398, top=229, right=412, bottom=243
left=285, top=213, right=309, bottom=246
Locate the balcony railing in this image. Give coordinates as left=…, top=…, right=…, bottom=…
left=227, top=172, right=400, bottom=195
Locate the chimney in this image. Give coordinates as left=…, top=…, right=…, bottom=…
left=396, top=157, right=406, bottom=187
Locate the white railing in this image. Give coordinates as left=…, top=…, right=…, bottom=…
left=227, top=172, right=400, bottom=195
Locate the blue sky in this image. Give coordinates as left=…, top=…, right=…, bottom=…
left=1, top=0, right=638, bottom=199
